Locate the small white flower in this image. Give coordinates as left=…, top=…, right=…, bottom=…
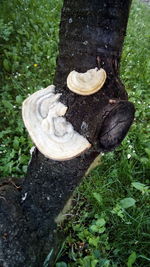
left=22, top=192, right=28, bottom=201
left=69, top=18, right=73, bottom=23
left=127, top=154, right=131, bottom=159
left=83, top=40, right=88, bottom=45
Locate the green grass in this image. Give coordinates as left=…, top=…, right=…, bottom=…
left=0, top=0, right=150, bottom=266
left=0, top=0, right=62, bottom=176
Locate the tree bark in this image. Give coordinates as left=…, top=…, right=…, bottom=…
left=0, top=0, right=135, bottom=266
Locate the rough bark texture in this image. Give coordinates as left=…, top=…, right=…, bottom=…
left=0, top=0, right=134, bottom=266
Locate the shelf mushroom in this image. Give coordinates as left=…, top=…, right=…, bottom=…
left=67, top=68, right=106, bottom=95
left=22, top=85, right=91, bottom=161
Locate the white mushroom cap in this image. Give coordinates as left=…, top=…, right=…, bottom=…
left=22, top=85, right=91, bottom=161
left=67, top=68, right=106, bottom=95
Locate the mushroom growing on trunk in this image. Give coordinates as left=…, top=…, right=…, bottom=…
left=67, top=67, right=106, bottom=95
left=22, top=85, right=91, bottom=160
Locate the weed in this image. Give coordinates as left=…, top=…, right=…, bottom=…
left=0, top=0, right=62, bottom=177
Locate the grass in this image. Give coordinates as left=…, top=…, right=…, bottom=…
left=0, top=0, right=62, bottom=176
left=0, top=0, right=150, bottom=266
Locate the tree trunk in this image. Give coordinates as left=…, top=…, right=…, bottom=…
left=0, top=0, right=135, bottom=266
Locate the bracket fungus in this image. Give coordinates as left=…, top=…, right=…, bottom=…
left=22, top=85, right=91, bottom=160
left=67, top=68, right=106, bottom=95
